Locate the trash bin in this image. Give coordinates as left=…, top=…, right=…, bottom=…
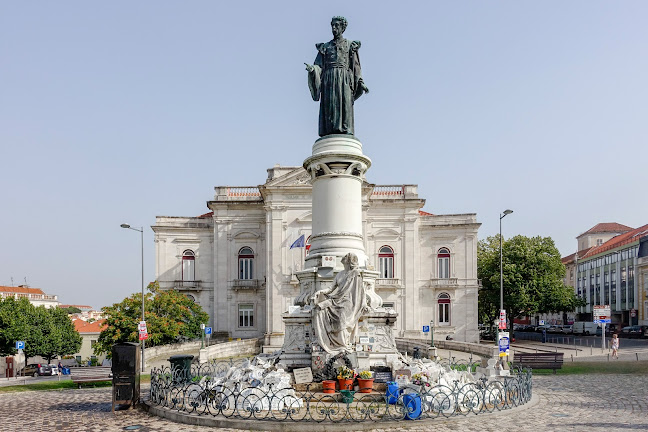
left=168, top=354, right=194, bottom=383
left=413, top=347, right=421, bottom=359
left=403, top=394, right=422, bottom=420
left=386, top=381, right=400, bottom=404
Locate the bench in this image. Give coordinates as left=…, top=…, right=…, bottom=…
left=512, top=352, right=564, bottom=374
left=70, top=366, right=112, bottom=388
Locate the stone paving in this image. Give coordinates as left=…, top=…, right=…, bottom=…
left=1, top=374, right=647, bottom=431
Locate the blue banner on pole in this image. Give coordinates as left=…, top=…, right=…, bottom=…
left=290, top=235, right=305, bottom=249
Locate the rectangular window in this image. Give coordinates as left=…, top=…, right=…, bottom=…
left=621, top=266, right=627, bottom=303
left=611, top=269, right=617, bottom=305
left=438, top=303, right=450, bottom=325
left=604, top=272, right=610, bottom=305
left=238, top=304, right=254, bottom=327
left=438, top=257, right=450, bottom=279
left=90, top=340, right=97, bottom=347
left=379, top=256, right=393, bottom=278
left=182, top=258, right=195, bottom=282
left=382, top=302, right=395, bottom=309
left=628, top=266, right=634, bottom=304
left=239, top=258, right=253, bottom=280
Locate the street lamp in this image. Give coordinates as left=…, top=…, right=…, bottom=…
left=121, top=223, right=145, bottom=373
left=498, top=210, right=513, bottom=362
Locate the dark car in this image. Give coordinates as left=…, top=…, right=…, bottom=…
left=22, top=363, right=52, bottom=377
left=620, top=325, right=648, bottom=338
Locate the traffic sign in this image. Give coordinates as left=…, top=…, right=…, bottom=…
left=15, top=341, right=25, bottom=350
left=422, top=325, right=430, bottom=333
left=138, top=320, right=147, bottom=331
left=139, top=332, right=148, bottom=341
left=499, top=310, right=507, bottom=330
left=631, top=309, right=636, bottom=318
left=205, top=326, right=212, bottom=335
left=594, top=305, right=611, bottom=324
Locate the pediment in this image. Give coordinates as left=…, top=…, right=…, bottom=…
left=264, top=167, right=312, bottom=188
left=232, top=230, right=261, bottom=239
left=371, top=228, right=401, bottom=239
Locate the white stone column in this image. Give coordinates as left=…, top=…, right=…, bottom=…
left=303, top=135, right=372, bottom=270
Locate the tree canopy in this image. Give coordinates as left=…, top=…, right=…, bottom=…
left=478, top=234, right=584, bottom=330
left=0, top=297, right=82, bottom=362
left=94, top=282, right=209, bottom=356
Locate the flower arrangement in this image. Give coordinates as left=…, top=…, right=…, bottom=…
left=336, top=365, right=356, bottom=380
left=358, top=370, right=373, bottom=379
left=411, top=372, right=431, bottom=387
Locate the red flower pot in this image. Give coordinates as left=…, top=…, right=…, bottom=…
left=322, top=380, right=336, bottom=394
left=357, top=378, right=374, bottom=393
left=338, top=378, right=354, bottom=391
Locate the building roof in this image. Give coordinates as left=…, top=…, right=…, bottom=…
left=0, top=285, right=46, bottom=295
left=197, top=212, right=214, bottom=218
left=561, top=247, right=593, bottom=264
left=73, top=318, right=106, bottom=334
left=60, top=304, right=93, bottom=310
left=419, top=210, right=434, bottom=216
left=581, top=223, right=648, bottom=259
left=577, top=222, right=633, bottom=238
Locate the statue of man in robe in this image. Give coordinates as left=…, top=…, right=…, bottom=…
left=310, top=253, right=368, bottom=354
left=305, top=16, right=369, bottom=137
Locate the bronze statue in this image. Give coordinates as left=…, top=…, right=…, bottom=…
left=305, top=17, right=369, bottom=137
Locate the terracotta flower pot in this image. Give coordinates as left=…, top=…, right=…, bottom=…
left=322, top=380, right=336, bottom=394
left=357, top=378, right=374, bottom=393
left=338, top=378, right=354, bottom=391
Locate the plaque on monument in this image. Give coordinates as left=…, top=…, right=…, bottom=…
left=359, top=336, right=370, bottom=344
left=293, top=367, right=314, bottom=384
left=371, top=366, right=393, bottom=383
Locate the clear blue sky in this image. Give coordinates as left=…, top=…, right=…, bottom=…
left=2, top=1, right=647, bottom=309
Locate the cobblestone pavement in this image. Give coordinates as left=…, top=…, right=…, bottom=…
left=0, top=375, right=647, bottom=431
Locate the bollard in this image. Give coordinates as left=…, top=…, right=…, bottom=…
left=571, top=354, right=573, bottom=362
left=607, top=354, right=610, bottom=362
left=636, top=353, right=639, bottom=362
left=590, top=347, right=593, bottom=355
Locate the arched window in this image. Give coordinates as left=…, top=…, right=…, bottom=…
left=238, top=247, right=254, bottom=280
left=438, top=292, right=451, bottom=326
left=379, top=246, right=394, bottom=279
left=182, top=250, right=195, bottom=282
left=438, top=248, right=450, bottom=279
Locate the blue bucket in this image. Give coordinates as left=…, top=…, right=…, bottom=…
left=403, top=394, right=422, bottom=420
left=386, top=381, right=399, bottom=404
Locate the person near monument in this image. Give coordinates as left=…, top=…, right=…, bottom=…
left=311, top=253, right=367, bottom=354
left=305, top=16, right=369, bottom=137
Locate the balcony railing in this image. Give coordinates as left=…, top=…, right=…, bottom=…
left=158, top=280, right=211, bottom=291
left=430, top=278, right=459, bottom=288
left=371, top=186, right=404, bottom=197
left=230, top=279, right=261, bottom=290
left=375, top=278, right=402, bottom=289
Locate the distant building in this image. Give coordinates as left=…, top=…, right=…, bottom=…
left=0, top=285, right=60, bottom=309
left=562, top=223, right=648, bottom=326
left=61, top=304, right=104, bottom=321
left=72, top=319, right=107, bottom=365
left=152, top=165, right=481, bottom=349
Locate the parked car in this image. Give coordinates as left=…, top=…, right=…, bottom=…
left=547, top=325, right=561, bottom=333
left=561, top=325, right=573, bottom=334
left=620, top=325, right=648, bottom=338
left=573, top=321, right=600, bottom=335
left=48, top=364, right=59, bottom=376
left=535, top=324, right=551, bottom=332
left=22, top=363, right=52, bottom=377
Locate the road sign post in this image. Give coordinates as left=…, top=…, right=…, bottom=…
left=593, top=305, right=611, bottom=352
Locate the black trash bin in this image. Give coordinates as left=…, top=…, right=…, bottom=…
left=168, top=354, right=194, bottom=382
left=413, top=347, right=421, bottom=359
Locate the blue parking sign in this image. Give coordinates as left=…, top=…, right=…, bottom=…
left=15, top=341, right=25, bottom=350
left=205, top=327, right=212, bottom=335
left=422, top=325, right=430, bottom=333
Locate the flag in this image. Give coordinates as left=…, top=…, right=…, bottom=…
left=290, top=234, right=305, bottom=249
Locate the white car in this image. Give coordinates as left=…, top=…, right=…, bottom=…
left=49, top=364, right=59, bottom=376
left=561, top=325, right=573, bottom=334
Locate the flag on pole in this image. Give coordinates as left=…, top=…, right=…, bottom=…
left=290, top=234, right=305, bottom=249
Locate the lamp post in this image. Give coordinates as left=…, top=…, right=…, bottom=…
left=121, top=223, right=145, bottom=373
left=498, top=210, right=513, bottom=361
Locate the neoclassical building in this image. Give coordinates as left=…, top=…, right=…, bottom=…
left=153, top=166, right=481, bottom=349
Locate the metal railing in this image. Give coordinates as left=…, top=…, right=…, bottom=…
left=148, top=360, right=532, bottom=423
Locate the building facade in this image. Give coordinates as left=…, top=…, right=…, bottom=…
left=565, top=223, right=648, bottom=326
left=0, top=285, right=60, bottom=309
left=153, top=166, right=481, bottom=348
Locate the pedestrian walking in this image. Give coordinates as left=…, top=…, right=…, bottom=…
left=611, top=334, right=620, bottom=359
left=57, top=361, right=63, bottom=375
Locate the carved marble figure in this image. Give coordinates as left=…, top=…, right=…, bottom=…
left=305, top=16, right=369, bottom=137
left=310, top=253, right=367, bottom=354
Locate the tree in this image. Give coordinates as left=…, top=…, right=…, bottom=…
left=60, top=306, right=82, bottom=314
left=478, top=234, right=584, bottom=332
left=0, top=297, right=82, bottom=362
left=94, top=281, right=209, bottom=356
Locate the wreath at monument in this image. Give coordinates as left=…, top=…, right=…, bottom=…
left=318, top=352, right=353, bottom=381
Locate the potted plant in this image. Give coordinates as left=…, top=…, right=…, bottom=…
left=336, top=365, right=356, bottom=391
left=357, top=370, right=374, bottom=393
